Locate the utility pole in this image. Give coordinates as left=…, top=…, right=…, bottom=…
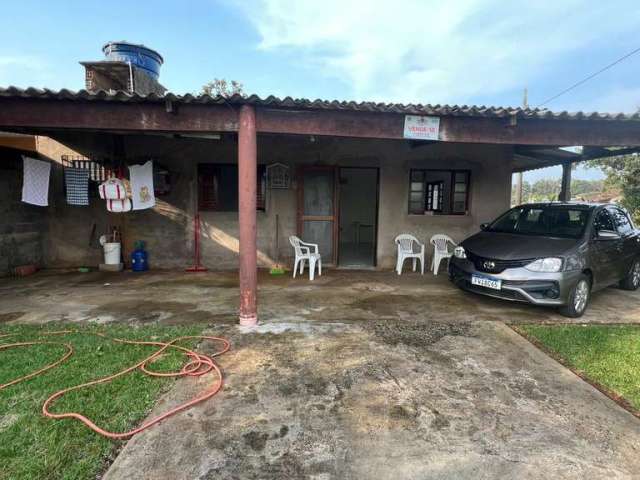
left=514, top=88, right=528, bottom=205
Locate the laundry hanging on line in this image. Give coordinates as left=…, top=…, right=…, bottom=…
left=21, top=156, right=51, bottom=207
left=128, top=160, right=155, bottom=210
left=64, top=167, right=89, bottom=206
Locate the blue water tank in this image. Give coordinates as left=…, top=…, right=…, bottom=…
left=102, top=41, right=163, bottom=80
left=131, top=248, right=149, bottom=272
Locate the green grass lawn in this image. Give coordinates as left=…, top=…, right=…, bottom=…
left=0, top=324, right=205, bottom=480
left=519, top=324, right=640, bottom=412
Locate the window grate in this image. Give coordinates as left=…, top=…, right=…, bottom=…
left=61, top=155, right=113, bottom=182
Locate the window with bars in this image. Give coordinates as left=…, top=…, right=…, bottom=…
left=198, top=163, right=266, bottom=212
left=409, top=169, right=470, bottom=215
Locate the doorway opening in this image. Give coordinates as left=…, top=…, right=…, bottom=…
left=338, top=167, right=379, bottom=267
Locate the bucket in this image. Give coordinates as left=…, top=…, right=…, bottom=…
left=103, top=242, right=121, bottom=265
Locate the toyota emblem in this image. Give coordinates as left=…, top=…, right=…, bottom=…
left=483, top=261, right=496, bottom=270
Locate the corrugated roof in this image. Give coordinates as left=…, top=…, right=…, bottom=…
left=1, top=86, right=639, bottom=121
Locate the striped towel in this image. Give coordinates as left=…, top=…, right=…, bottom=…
left=64, top=168, right=89, bottom=205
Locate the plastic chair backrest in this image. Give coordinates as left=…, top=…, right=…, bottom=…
left=395, top=234, right=419, bottom=253
left=431, top=234, right=455, bottom=253
left=289, top=235, right=303, bottom=256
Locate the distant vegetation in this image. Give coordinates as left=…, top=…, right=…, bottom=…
left=512, top=178, right=612, bottom=204
left=200, top=78, right=246, bottom=97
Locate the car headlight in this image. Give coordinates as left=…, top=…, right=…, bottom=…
left=454, top=246, right=466, bottom=259
left=525, top=257, right=563, bottom=273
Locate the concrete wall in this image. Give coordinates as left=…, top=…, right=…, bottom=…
left=29, top=133, right=513, bottom=271
left=0, top=148, right=48, bottom=275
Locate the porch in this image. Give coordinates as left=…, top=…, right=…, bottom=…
left=3, top=88, right=640, bottom=326
left=2, top=268, right=639, bottom=327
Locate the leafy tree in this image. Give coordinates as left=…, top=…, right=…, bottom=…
left=587, top=154, right=640, bottom=222
left=200, top=78, right=246, bottom=97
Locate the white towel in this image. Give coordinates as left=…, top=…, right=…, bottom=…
left=129, top=161, right=155, bottom=210
left=22, top=156, right=51, bottom=206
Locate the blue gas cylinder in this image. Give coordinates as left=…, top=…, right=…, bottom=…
left=131, top=242, right=148, bottom=272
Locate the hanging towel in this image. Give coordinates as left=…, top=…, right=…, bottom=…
left=129, top=160, right=155, bottom=210
left=64, top=167, right=89, bottom=205
left=22, top=156, right=51, bottom=206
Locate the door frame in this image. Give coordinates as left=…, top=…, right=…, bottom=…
left=336, top=166, right=380, bottom=268
left=297, top=165, right=340, bottom=265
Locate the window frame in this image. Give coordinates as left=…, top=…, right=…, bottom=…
left=607, top=206, right=634, bottom=236
left=408, top=168, right=471, bottom=216
left=198, top=163, right=266, bottom=212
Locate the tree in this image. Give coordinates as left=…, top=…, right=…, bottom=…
left=587, top=154, right=640, bottom=222
left=200, top=79, right=246, bottom=97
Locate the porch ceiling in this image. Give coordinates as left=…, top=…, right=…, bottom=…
left=513, top=145, right=640, bottom=173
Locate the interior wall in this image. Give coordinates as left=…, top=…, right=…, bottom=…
left=339, top=168, right=378, bottom=246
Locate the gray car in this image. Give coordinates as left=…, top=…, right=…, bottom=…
left=449, top=202, right=640, bottom=317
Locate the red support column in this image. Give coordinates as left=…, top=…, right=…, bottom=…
left=238, top=105, right=258, bottom=326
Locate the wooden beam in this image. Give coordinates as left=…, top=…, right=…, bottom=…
left=256, top=109, right=640, bottom=146
left=559, top=162, right=572, bottom=201
left=2, top=97, right=640, bottom=146
left=0, top=98, right=238, bottom=133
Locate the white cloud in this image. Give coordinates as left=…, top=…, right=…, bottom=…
left=568, top=86, right=640, bottom=114
left=0, top=55, right=54, bottom=88
left=234, top=0, right=640, bottom=106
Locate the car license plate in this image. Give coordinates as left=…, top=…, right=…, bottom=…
left=471, top=274, right=502, bottom=290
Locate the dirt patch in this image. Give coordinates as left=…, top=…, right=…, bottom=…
left=0, top=312, right=25, bottom=324
left=87, top=301, right=228, bottom=325
left=147, top=276, right=238, bottom=289
left=373, top=320, right=471, bottom=348
left=243, top=430, right=269, bottom=451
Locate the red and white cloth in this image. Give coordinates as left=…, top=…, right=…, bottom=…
left=22, top=156, right=51, bottom=206
left=98, top=178, right=128, bottom=200
left=106, top=198, right=132, bottom=213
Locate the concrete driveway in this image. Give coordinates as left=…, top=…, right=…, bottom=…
left=1, top=270, right=640, bottom=479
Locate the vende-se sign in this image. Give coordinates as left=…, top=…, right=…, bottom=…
left=403, top=115, right=440, bottom=140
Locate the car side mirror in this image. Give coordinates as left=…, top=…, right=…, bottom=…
left=480, top=223, right=489, bottom=231
left=596, top=229, right=620, bottom=240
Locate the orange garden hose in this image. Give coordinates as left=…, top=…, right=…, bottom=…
left=0, top=331, right=230, bottom=440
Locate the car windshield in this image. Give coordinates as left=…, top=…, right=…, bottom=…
left=487, top=205, right=590, bottom=239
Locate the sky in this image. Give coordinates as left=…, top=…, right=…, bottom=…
left=3, top=0, right=639, bottom=182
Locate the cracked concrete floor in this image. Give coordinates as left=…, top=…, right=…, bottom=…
left=1, top=269, right=640, bottom=479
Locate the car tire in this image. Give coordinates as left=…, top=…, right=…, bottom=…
left=620, top=258, right=640, bottom=291
left=559, top=274, right=591, bottom=318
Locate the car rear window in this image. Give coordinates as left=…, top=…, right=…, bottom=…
left=488, top=206, right=590, bottom=238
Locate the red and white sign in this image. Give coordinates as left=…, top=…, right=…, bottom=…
left=403, top=115, right=440, bottom=140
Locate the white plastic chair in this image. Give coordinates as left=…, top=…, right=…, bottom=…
left=394, top=234, right=425, bottom=275
left=289, top=235, right=322, bottom=281
left=430, top=234, right=456, bottom=275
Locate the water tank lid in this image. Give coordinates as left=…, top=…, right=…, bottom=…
left=102, top=41, right=164, bottom=65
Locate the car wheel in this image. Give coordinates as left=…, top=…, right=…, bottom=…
left=559, top=275, right=591, bottom=318
left=620, top=258, right=640, bottom=291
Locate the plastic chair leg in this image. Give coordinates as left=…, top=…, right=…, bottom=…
left=412, top=258, right=417, bottom=272
left=434, top=255, right=442, bottom=276
left=293, top=259, right=299, bottom=278
left=309, top=258, right=316, bottom=281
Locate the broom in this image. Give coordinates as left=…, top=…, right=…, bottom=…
left=269, top=214, right=286, bottom=275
